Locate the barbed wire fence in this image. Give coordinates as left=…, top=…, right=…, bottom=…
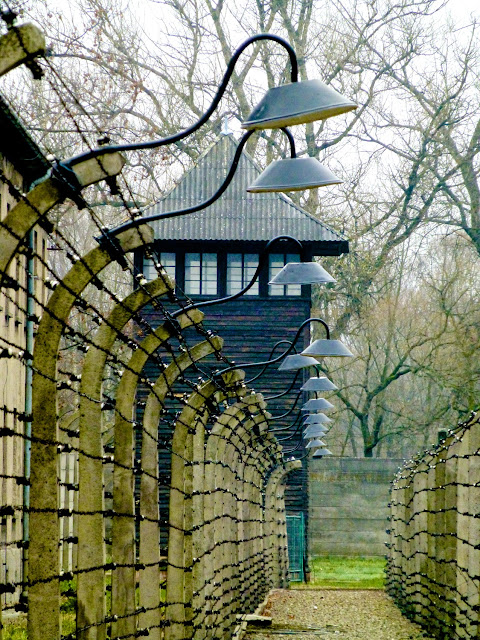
left=0, top=18, right=299, bottom=640
left=386, top=410, right=480, bottom=640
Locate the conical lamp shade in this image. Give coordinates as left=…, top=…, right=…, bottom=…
left=301, top=339, right=354, bottom=358
left=278, top=354, right=318, bottom=371
left=303, top=413, right=332, bottom=425
left=301, top=398, right=334, bottom=412
left=269, top=262, right=335, bottom=286
left=301, top=376, right=338, bottom=392
left=247, top=157, right=341, bottom=193
left=303, top=426, right=328, bottom=438
left=313, top=448, right=332, bottom=457
left=242, top=79, right=357, bottom=130
left=306, top=438, right=326, bottom=449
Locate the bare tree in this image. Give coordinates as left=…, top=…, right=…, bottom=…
left=5, top=0, right=480, bottom=456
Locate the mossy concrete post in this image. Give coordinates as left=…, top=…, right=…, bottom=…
left=443, top=433, right=459, bottom=633
left=78, top=277, right=170, bottom=640
left=426, top=449, right=439, bottom=633
left=140, top=337, right=222, bottom=638
left=265, top=460, right=301, bottom=589
left=466, top=417, right=480, bottom=639
left=433, top=435, right=450, bottom=636
left=241, top=422, right=275, bottom=609
left=456, top=426, right=470, bottom=638
left=389, top=471, right=405, bottom=606
left=28, top=224, right=152, bottom=640
left=128, top=309, right=204, bottom=639
left=57, top=411, right=79, bottom=574
left=402, top=465, right=415, bottom=618
left=253, top=433, right=281, bottom=603
left=234, top=419, right=267, bottom=612
left=204, top=395, right=264, bottom=635
left=0, top=23, right=45, bottom=77
left=210, top=406, right=253, bottom=638
left=412, top=461, right=429, bottom=626
left=265, top=466, right=283, bottom=589
left=241, top=432, right=260, bottom=610
left=165, top=369, right=245, bottom=640
left=279, top=460, right=301, bottom=586
left=275, top=472, right=290, bottom=588
left=0, top=154, right=125, bottom=279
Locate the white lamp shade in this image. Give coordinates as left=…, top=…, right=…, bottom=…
left=303, top=413, right=332, bottom=424
left=278, top=354, right=318, bottom=371
left=306, top=438, right=326, bottom=448
left=303, top=426, right=328, bottom=438
left=247, top=157, right=341, bottom=193
left=301, top=398, right=334, bottom=412
left=269, top=262, right=335, bottom=286
left=301, top=376, right=338, bottom=392
left=301, top=339, right=354, bottom=358
left=313, top=448, right=333, bottom=457
left=242, top=79, right=357, bottom=130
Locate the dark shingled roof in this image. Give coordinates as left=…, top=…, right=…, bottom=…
left=147, top=134, right=348, bottom=252
left=0, top=94, right=50, bottom=187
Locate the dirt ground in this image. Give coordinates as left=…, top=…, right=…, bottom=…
left=244, top=589, right=433, bottom=640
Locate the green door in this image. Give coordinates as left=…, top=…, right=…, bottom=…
left=286, top=513, right=305, bottom=582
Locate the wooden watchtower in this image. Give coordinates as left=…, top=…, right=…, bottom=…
left=137, top=131, right=348, bottom=565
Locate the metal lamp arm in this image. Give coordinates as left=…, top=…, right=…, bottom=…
left=246, top=340, right=296, bottom=384
left=270, top=411, right=303, bottom=433
left=269, top=386, right=303, bottom=419
left=276, top=415, right=304, bottom=441
left=99, top=127, right=295, bottom=244
left=215, top=316, right=330, bottom=376
left=180, top=232, right=304, bottom=314
left=264, top=369, right=301, bottom=400
left=65, top=34, right=298, bottom=166
left=282, top=438, right=305, bottom=455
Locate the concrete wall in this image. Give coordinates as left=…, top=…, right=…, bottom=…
left=309, top=457, right=404, bottom=557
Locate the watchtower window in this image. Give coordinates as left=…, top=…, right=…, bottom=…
left=269, top=253, right=301, bottom=296
left=227, top=253, right=259, bottom=296
left=143, top=253, right=176, bottom=281
left=185, top=253, right=217, bottom=295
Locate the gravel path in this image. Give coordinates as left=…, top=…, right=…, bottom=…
left=245, top=589, right=433, bottom=640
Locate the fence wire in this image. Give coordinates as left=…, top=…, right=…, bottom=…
left=386, top=411, right=480, bottom=640
left=0, top=19, right=297, bottom=640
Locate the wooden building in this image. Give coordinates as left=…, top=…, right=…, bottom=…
left=137, top=131, right=349, bottom=563
left=0, top=94, right=50, bottom=603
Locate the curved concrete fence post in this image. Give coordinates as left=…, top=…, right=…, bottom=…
left=57, top=411, right=79, bottom=574
left=262, top=435, right=285, bottom=589
left=265, top=460, right=301, bottom=589
left=28, top=224, right=153, bottom=640
left=390, top=467, right=405, bottom=605
left=243, top=433, right=272, bottom=610
left=0, top=23, right=45, bottom=77
left=204, top=399, right=251, bottom=635
left=237, top=416, right=275, bottom=611
left=257, top=433, right=284, bottom=597
left=140, top=337, right=224, bottom=636
left=110, top=308, right=203, bottom=640
left=166, top=370, right=246, bottom=640
left=77, top=276, right=172, bottom=640
left=206, top=395, right=267, bottom=637
left=0, top=153, right=125, bottom=279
